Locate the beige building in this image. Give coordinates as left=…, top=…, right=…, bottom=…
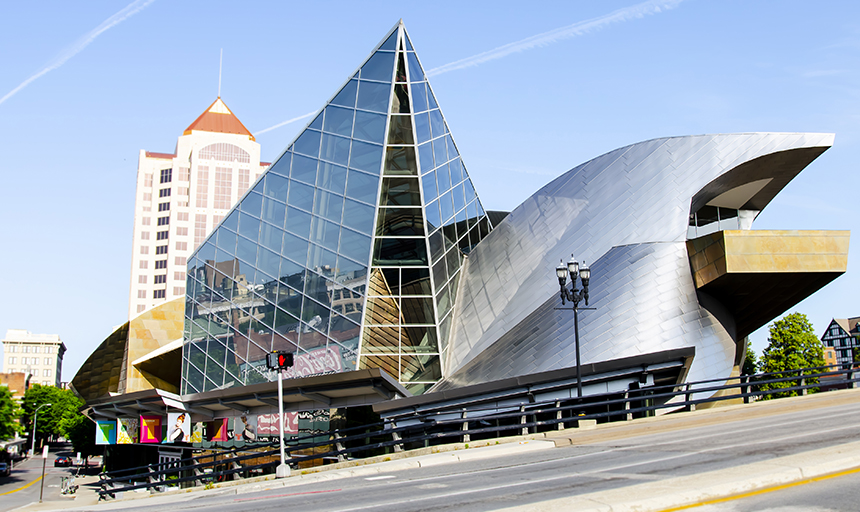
left=2, top=330, right=66, bottom=387
left=128, top=97, right=269, bottom=319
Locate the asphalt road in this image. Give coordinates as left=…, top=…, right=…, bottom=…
left=0, top=444, right=77, bottom=512
left=98, top=394, right=860, bottom=512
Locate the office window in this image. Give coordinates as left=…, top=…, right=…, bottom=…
left=160, top=168, right=172, bottom=184
left=8, top=346, right=15, bottom=353
left=142, top=206, right=151, bottom=212
left=173, top=286, right=186, bottom=296
left=175, top=241, right=187, bottom=251
left=196, top=166, right=209, bottom=207
left=137, top=305, right=146, bottom=313
left=156, top=231, right=169, bottom=240
left=140, top=232, right=150, bottom=240
left=159, top=188, right=171, bottom=198
left=154, top=275, right=166, bottom=284
left=138, top=275, right=147, bottom=284
left=142, top=217, right=151, bottom=226
left=177, top=227, right=188, bottom=236
left=175, top=256, right=186, bottom=266
left=143, top=193, right=152, bottom=201
left=158, top=216, right=169, bottom=226
left=158, top=202, right=170, bottom=212
left=174, top=271, right=185, bottom=281
left=155, top=260, right=167, bottom=269
left=8, top=357, right=15, bottom=365
left=194, top=214, right=208, bottom=247
left=239, top=168, right=250, bottom=195
left=214, top=167, right=232, bottom=209
left=144, top=173, right=153, bottom=187
left=138, top=290, right=146, bottom=298
left=44, top=358, right=51, bottom=366
left=156, top=245, right=168, bottom=255
left=177, top=212, right=189, bottom=221
left=139, top=260, right=148, bottom=269
left=178, top=187, right=189, bottom=196
left=154, top=290, right=166, bottom=299
left=140, top=246, right=149, bottom=255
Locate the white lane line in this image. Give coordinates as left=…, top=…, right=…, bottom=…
left=364, top=475, right=396, bottom=481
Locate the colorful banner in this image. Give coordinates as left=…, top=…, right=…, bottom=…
left=283, top=346, right=343, bottom=379
left=256, top=412, right=298, bottom=436
left=95, top=420, right=116, bottom=445
left=208, top=418, right=230, bottom=442
left=140, top=415, right=163, bottom=443
left=233, top=415, right=258, bottom=442
left=164, top=412, right=191, bottom=443
left=191, top=422, right=204, bottom=443
left=117, top=418, right=138, bottom=444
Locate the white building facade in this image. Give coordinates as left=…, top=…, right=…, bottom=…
left=128, top=98, right=269, bottom=318
left=2, top=329, right=66, bottom=387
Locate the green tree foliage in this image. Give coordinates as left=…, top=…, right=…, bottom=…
left=62, top=413, right=98, bottom=460
left=742, top=343, right=758, bottom=376
left=21, top=385, right=85, bottom=443
left=759, top=313, right=825, bottom=399
left=0, top=387, right=22, bottom=440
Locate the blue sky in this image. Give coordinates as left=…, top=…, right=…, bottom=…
left=1, top=0, right=858, bottom=381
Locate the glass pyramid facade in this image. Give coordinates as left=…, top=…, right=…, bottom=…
left=181, top=22, right=493, bottom=395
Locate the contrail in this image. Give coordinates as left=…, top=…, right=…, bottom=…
left=0, top=0, right=156, bottom=107
left=255, top=111, right=317, bottom=135
left=426, top=0, right=685, bottom=77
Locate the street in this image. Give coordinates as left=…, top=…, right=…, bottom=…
left=0, top=444, right=82, bottom=512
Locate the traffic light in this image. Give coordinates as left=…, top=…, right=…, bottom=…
left=266, top=351, right=294, bottom=370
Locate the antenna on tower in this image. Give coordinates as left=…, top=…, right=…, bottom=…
left=218, top=49, right=223, bottom=98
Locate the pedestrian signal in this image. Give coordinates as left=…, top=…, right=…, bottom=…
left=266, top=351, right=294, bottom=370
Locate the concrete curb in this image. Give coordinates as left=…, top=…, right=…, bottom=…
left=496, top=440, right=860, bottom=511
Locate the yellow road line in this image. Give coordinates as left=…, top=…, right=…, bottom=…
left=0, top=474, right=43, bottom=496
left=657, top=466, right=860, bottom=512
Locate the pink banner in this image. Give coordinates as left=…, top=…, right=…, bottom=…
left=139, top=415, right=163, bottom=444
left=256, top=412, right=298, bottom=436
left=283, top=346, right=342, bottom=379
left=208, top=418, right=230, bottom=442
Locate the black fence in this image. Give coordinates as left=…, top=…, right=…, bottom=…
left=98, top=364, right=858, bottom=500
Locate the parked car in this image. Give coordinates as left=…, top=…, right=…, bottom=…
left=54, top=456, right=72, bottom=467
left=0, top=462, right=10, bottom=477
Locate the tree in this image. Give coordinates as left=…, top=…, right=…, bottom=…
left=759, top=313, right=825, bottom=399
left=0, top=387, right=22, bottom=440
left=21, top=385, right=85, bottom=446
left=742, top=343, right=758, bottom=376
left=62, top=413, right=98, bottom=463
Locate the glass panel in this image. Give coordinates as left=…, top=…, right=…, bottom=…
left=437, top=164, right=451, bottom=193
left=417, top=142, right=434, bottom=174
left=339, top=227, right=372, bottom=263
left=294, top=129, right=321, bottom=158
left=317, top=162, right=348, bottom=195
left=283, top=232, right=309, bottom=265
left=287, top=180, right=315, bottom=212
left=373, top=237, right=428, bottom=266
left=217, top=229, right=238, bottom=257
left=309, top=112, right=323, bottom=130
left=330, top=79, right=358, bottom=108
left=427, top=88, right=438, bottom=110
left=341, top=198, right=376, bottom=234
left=446, top=136, right=459, bottom=159
left=395, top=51, right=407, bottom=82
left=256, top=246, right=281, bottom=278
left=279, top=257, right=304, bottom=284
left=392, top=84, right=410, bottom=114
left=323, top=106, right=354, bottom=137
left=404, top=34, right=414, bottom=51
left=387, top=115, right=414, bottom=145
left=320, top=133, right=350, bottom=166
left=407, top=52, right=424, bottom=82
left=429, top=109, right=444, bottom=137
left=361, top=327, right=399, bottom=354
left=240, top=191, right=263, bottom=218
left=353, top=111, right=387, bottom=143
left=401, top=326, right=438, bottom=353
left=268, top=152, right=291, bottom=178
left=291, top=154, right=318, bottom=185
left=433, top=138, right=448, bottom=167
left=356, top=81, right=390, bottom=113
left=360, top=52, right=395, bottom=82
left=412, top=82, right=428, bottom=113
left=264, top=173, right=289, bottom=200
left=309, top=216, right=340, bottom=252
left=401, top=354, right=441, bottom=382
left=285, top=205, right=312, bottom=238
left=401, top=297, right=434, bottom=324
left=414, top=113, right=431, bottom=145
left=428, top=229, right=445, bottom=263
left=436, top=283, right=451, bottom=318
left=384, top=146, right=417, bottom=176
left=345, top=169, right=379, bottom=205
left=449, top=155, right=463, bottom=185
left=221, top=210, right=239, bottom=232
left=313, top=190, right=344, bottom=223
left=443, top=223, right=456, bottom=248
left=238, top=212, right=261, bottom=242
left=425, top=199, right=441, bottom=233
left=307, top=244, right=338, bottom=274
left=364, top=296, right=401, bottom=325
left=421, top=172, right=438, bottom=203
left=463, top=177, right=476, bottom=202
left=379, top=31, right=397, bottom=51
left=381, top=177, right=421, bottom=206
left=236, top=234, right=257, bottom=264
left=376, top=207, right=426, bottom=237
left=466, top=199, right=478, bottom=224
left=259, top=222, right=283, bottom=253
left=349, top=140, right=384, bottom=174
left=401, top=267, right=431, bottom=296
left=445, top=247, right=461, bottom=276
left=380, top=268, right=400, bottom=295
left=335, top=256, right=367, bottom=294
left=452, top=183, right=466, bottom=214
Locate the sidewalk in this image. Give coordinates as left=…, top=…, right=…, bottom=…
left=17, top=388, right=860, bottom=511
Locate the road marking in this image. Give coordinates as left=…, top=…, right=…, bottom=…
left=365, top=475, right=396, bottom=481
left=0, top=475, right=43, bottom=496
left=656, top=465, right=860, bottom=511
left=233, top=488, right=341, bottom=502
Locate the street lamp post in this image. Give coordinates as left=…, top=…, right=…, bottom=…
left=31, top=403, right=52, bottom=457
left=556, top=256, right=592, bottom=398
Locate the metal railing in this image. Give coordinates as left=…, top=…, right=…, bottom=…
left=98, top=364, right=858, bottom=500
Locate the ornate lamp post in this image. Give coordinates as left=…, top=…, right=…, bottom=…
left=556, top=256, right=592, bottom=398
left=31, top=403, right=52, bottom=457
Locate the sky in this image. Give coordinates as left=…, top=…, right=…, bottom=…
left=0, top=0, right=858, bottom=382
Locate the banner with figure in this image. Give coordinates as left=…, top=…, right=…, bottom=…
left=95, top=420, right=116, bottom=445
left=140, top=415, right=163, bottom=443
left=164, top=412, right=191, bottom=443
left=117, top=418, right=138, bottom=444
left=233, top=415, right=258, bottom=442
left=256, top=412, right=298, bottom=436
